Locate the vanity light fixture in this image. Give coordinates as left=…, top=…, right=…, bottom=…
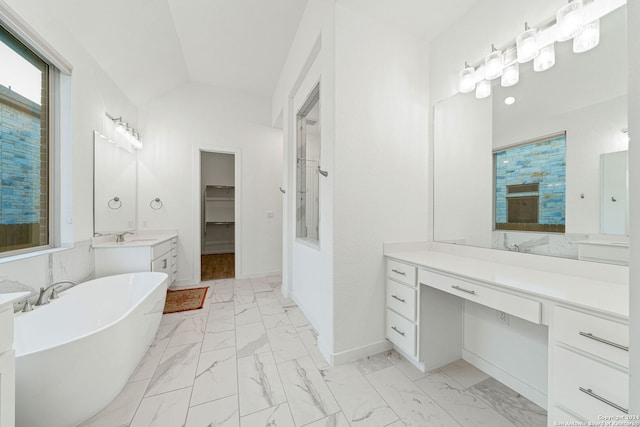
left=556, top=0, right=585, bottom=42
left=533, top=44, right=556, bottom=72
left=459, top=62, right=476, bottom=93
left=501, top=49, right=519, bottom=87
left=504, top=96, right=516, bottom=105
left=516, top=23, right=538, bottom=63
left=475, top=80, right=491, bottom=99
left=573, top=18, right=600, bottom=52
left=105, top=112, right=143, bottom=149
left=484, top=45, right=503, bottom=80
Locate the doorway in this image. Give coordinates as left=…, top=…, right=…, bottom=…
left=200, top=151, right=236, bottom=280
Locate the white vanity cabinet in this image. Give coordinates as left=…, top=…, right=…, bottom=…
left=0, top=292, right=29, bottom=427
left=385, top=259, right=417, bottom=357
left=95, top=236, right=178, bottom=284
left=550, top=305, right=629, bottom=423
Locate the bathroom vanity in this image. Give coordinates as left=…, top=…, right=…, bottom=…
left=0, top=292, right=29, bottom=426
left=94, top=234, right=178, bottom=284
left=384, top=248, right=628, bottom=425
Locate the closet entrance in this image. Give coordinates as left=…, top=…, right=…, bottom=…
left=201, top=151, right=235, bottom=280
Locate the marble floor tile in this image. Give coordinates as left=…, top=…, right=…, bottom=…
left=321, top=363, right=398, bottom=426
left=191, top=347, right=238, bottom=406
left=255, top=290, right=280, bottom=306
left=367, top=366, right=460, bottom=427
left=251, top=277, right=273, bottom=293
left=207, top=303, right=236, bottom=333
left=261, top=311, right=292, bottom=329
left=440, top=359, right=490, bottom=389
left=385, top=421, right=407, bottom=427
left=130, top=387, right=191, bottom=427
left=155, top=317, right=183, bottom=342
left=266, top=323, right=309, bottom=363
left=235, top=302, right=263, bottom=325
left=145, top=342, right=201, bottom=397
left=415, top=371, right=513, bottom=427
left=278, top=356, right=340, bottom=426
left=211, top=281, right=234, bottom=303
left=236, top=321, right=271, bottom=357
left=273, top=289, right=297, bottom=308
left=78, top=379, right=149, bottom=427
left=240, top=402, right=295, bottom=427
left=234, top=279, right=254, bottom=292
left=129, top=338, right=170, bottom=382
left=297, top=328, right=329, bottom=370
left=202, top=329, right=236, bottom=352
left=237, top=351, right=287, bottom=416
left=234, top=288, right=256, bottom=305
left=470, top=377, right=546, bottom=427
left=395, top=357, right=426, bottom=381
left=167, top=315, right=207, bottom=348
left=259, top=300, right=287, bottom=316
left=185, top=395, right=240, bottom=427
left=304, top=412, right=352, bottom=427
left=354, top=350, right=401, bottom=376
left=285, top=306, right=312, bottom=330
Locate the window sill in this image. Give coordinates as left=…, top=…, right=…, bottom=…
left=0, top=245, right=73, bottom=265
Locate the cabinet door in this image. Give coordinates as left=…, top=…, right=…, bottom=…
left=152, top=255, right=171, bottom=278
left=0, top=349, right=16, bottom=427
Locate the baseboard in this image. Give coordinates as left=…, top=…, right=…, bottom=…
left=462, top=348, right=548, bottom=410
left=237, top=270, right=282, bottom=279
left=330, top=340, right=393, bottom=366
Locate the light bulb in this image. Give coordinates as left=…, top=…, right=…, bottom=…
left=475, top=80, right=491, bottom=99
left=534, top=44, right=555, bottom=72
left=459, top=63, right=476, bottom=93
left=556, top=0, right=584, bottom=42
left=484, top=45, right=503, bottom=80
left=573, top=19, right=600, bottom=53
left=504, top=96, right=516, bottom=105
left=516, top=23, right=538, bottom=63
left=501, top=63, right=519, bottom=87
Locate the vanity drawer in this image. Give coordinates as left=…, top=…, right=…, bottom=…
left=386, top=279, right=416, bottom=321
left=386, top=308, right=416, bottom=356
left=419, top=269, right=541, bottom=324
left=553, top=346, right=628, bottom=420
left=554, top=306, right=628, bottom=367
left=151, top=240, right=172, bottom=260
left=386, top=259, right=416, bottom=286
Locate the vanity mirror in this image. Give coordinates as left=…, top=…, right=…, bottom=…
left=93, top=131, right=137, bottom=234
left=433, top=5, right=627, bottom=262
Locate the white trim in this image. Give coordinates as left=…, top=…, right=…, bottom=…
left=0, top=1, right=72, bottom=74
left=236, top=270, right=281, bottom=280
left=329, top=340, right=393, bottom=366
left=462, top=348, right=548, bottom=409
left=193, top=146, right=243, bottom=282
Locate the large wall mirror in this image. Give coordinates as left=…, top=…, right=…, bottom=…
left=433, top=5, right=627, bottom=263
left=93, top=131, right=136, bottom=234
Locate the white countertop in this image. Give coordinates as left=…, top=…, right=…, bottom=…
left=0, top=292, right=30, bottom=308
left=93, top=233, right=177, bottom=248
left=385, top=250, right=629, bottom=319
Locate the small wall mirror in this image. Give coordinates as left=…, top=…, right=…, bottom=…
left=93, top=131, right=136, bottom=234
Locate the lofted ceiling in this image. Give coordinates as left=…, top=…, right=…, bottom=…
left=37, top=0, right=478, bottom=107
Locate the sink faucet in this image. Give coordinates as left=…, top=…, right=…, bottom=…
left=115, top=231, right=134, bottom=243
left=35, top=280, right=79, bottom=306
left=509, top=243, right=520, bottom=252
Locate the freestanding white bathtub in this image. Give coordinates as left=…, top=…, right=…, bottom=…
left=13, top=272, right=169, bottom=427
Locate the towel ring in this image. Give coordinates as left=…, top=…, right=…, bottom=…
left=108, top=196, right=122, bottom=210
left=150, top=197, right=163, bottom=210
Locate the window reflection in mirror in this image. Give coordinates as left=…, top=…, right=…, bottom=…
left=296, top=84, right=320, bottom=243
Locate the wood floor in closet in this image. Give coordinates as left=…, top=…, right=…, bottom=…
left=201, top=253, right=235, bottom=281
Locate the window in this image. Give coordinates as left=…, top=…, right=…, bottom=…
left=0, top=24, right=51, bottom=255
left=296, top=84, right=320, bottom=243
left=494, top=133, right=566, bottom=232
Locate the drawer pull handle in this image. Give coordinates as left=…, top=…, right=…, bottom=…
left=391, top=294, right=406, bottom=303
left=451, top=285, right=476, bottom=295
left=391, top=326, right=405, bottom=336
left=391, top=269, right=406, bottom=276
left=579, top=332, right=629, bottom=352
left=578, top=387, right=628, bottom=414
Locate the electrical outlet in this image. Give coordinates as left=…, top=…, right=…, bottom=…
left=497, top=310, right=509, bottom=326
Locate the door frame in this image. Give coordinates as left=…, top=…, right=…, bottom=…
left=193, top=146, right=242, bottom=281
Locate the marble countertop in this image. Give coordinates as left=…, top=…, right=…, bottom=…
left=0, top=291, right=31, bottom=308
left=93, top=233, right=177, bottom=248
left=385, top=250, right=629, bottom=319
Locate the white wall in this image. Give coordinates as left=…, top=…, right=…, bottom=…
left=332, top=4, right=429, bottom=358
left=138, top=83, right=282, bottom=282
left=0, top=0, right=137, bottom=294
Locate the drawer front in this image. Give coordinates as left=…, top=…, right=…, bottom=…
left=553, top=346, right=628, bottom=420
left=552, top=407, right=584, bottom=424
left=386, top=309, right=416, bottom=356
left=151, top=240, right=172, bottom=260
left=554, top=306, right=628, bottom=367
left=0, top=305, right=14, bottom=353
left=419, top=269, right=541, bottom=324
left=386, top=259, right=416, bottom=287
left=152, top=255, right=171, bottom=274
left=387, top=279, right=416, bottom=321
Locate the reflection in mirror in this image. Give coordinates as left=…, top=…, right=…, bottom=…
left=601, top=150, right=628, bottom=235
left=433, top=5, right=627, bottom=262
left=296, top=84, right=320, bottom=243
left=93, top=131, right=136, bottom=234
